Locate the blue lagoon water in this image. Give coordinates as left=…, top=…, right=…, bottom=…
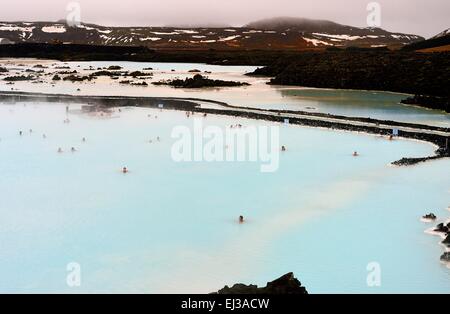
left=0, top=60, right=449, bottom=293
left=0, top=101, right=449, bottom=293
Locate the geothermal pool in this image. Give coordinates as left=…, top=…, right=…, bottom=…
left=1, top=59, right=449, bottom=127
left=0, top=101, right=449, bottom=293
left=0, top=60, right=449, bottom=293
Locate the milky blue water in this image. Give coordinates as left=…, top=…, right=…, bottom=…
left=1, top=60, right=449, bottom=127
left=0, top=102, right=449, bottom=293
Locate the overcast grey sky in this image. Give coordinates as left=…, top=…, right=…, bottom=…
left=1, top=0, right=448, bottom=38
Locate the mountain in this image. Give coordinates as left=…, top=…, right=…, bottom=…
left=0, top=19, right=424, bottom=50
left=247, top=16, right=369, bottom=33
left=431, top=28, right=450, bottom=39
left=402, top=28, right=450, bottom=52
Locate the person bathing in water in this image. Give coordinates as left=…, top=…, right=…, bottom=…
left=57, top=147, right=63, bottom=153
left=239, top=215, right=244, bottom=223
left=122, top=167, right=129, bottom=174
left=353, top=151, right=359, bottom=157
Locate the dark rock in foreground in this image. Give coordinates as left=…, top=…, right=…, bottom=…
left=153, top=74, right=249, bottom=88
left=213, top=272, right=308, bottom=294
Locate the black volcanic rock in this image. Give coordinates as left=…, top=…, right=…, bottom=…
left=441, top=252, right=450, bottom=262
left=401, top=95, right=449, bottom=113
left=423, top=213, right=437, bottom=220
left=107, top=65, right=122, bottom=70
left=435, top=223, right=449, bottom=234
left=153, top=74, right=249, bottom=88
left=3, top=75, right=35, bottom=81
left=63, top=75, right=93, bottom=82
left=129, top=71, right=150, bottom=78
left=214, top=272, right=308, bottom=294
left=130, top=81, right=148, bottom=86
left=249, top=50, right=450, bottom=103
left=0, top=67, right=8, bottom=73
left=442, top=234, right=450, bottom=246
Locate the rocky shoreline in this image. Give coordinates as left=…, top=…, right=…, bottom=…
left=423, top=212, right=450, bottom=265
left=0, top=90, right=449, bottom=165
left=400, top=95, right=449, bottom=113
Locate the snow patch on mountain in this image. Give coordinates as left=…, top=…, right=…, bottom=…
left=97, top=29, right=112, bottom=34
left=313, top=33, right=363, bottom=41
left=151, top=31, right=179, bottom=35
left=431, top=28, right=450, bottom=39
left=219, top=35, right=240, bottom=41
left=303, top=37, right=332, bottom=46
left=0, top=23, right=34, bottom=32
left=41, top=25, right=66, bottom=33
left=139, top=37, right=162, bottom=41
left=175, top=29, right=199, bottom=34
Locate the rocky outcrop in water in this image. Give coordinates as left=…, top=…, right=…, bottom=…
left=213, top=273, right=308, bottom=294
left=129, top=71, right=151, bottom=78
left=3, top=75, right=35, bottom=81
left=153, top=74, right=250, bottom=88
left=442, top=234, right=450, bottom=247
left=130, top=81, right=148, bottom=86
left=107, top=65, right=122, bottom=70
left=89, top=70, right=123, bottom=77
left=63, top=75, right=93, bottom=82
left=423, top=213, right=437, bottom=220
left=441, top=252, right=450, bottom=262
left=434, top=223, right=449, bottom=234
